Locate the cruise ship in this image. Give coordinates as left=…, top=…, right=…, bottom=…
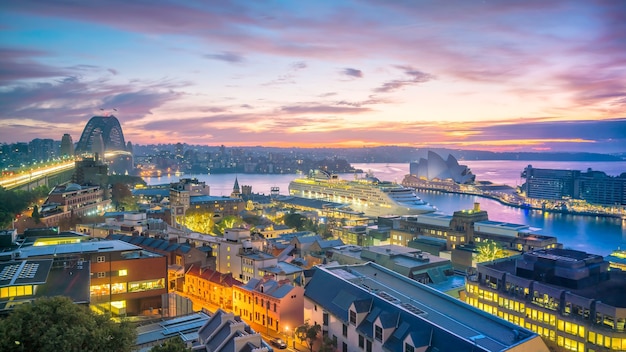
left=288, top=170, right=436, bottom=217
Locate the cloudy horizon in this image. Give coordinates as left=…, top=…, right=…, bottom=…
left=1, top=0, right=625, bottom=153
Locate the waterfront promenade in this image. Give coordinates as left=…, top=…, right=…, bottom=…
left=401, top=174, right=626, bottom=220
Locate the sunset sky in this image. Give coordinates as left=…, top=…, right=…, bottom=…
left=1, top=0, right=625, bottom=153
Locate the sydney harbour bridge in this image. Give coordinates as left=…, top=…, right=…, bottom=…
left=1, top=114, right=134, bottom=190
left=75, top=114, right=133, bottom=175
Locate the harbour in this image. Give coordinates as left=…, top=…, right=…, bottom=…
left=143, top=161, right=626, bottom=256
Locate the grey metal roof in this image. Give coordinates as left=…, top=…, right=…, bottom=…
left=305, top=262, right=541, bottom=352
left=135, top=312, right=210, bottom=346
left=15, top=240, right=141, bottom=258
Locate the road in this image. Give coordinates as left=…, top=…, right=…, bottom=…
left=0, top=160, right=75, bottom=189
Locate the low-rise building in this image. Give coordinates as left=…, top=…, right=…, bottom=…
left=232, top=275, right=304, bottom=335
left=305, top=262, right=548, bottom=352
left=40, top=183, right=112, bottom=226
left=195, top=308, right=271, bottom=351
left=184, top=266, right=242, bottom=310
left=12, top=239, right=167, bottom=317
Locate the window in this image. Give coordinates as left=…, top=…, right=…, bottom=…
left=349, top=310, right=357, bottom=325
left=359, top=335, right=364, bottom=348
left=366, top=339, right=372, bottom=352
left=96, top=256, right=105, bottom=263
left=342, top=324, right=348, bottom=337
left=323, top=312, right=329, bottom=326
left=97, top=272, right=106, bottom=278
left=405, top=343, right=415, bottom=352
left=118, top=269, right=127, bottom=276
left=374, top=325, right=382, bottom=341
left=128, top=278, right=165, bottom=292
left=342, top=342, right=347, bottom=352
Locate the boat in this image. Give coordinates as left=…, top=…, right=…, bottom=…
left=288, top=169, right=436, bottom=217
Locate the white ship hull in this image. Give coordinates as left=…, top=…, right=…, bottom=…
left=288, top=171, right=436, bottom=217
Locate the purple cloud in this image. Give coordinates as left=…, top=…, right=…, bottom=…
left=204, top=51, right=245, bottom=63
left=343, top=68, right=363, bottom=78
left=374, top=66, right=434, bottom=93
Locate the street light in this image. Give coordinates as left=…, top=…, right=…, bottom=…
left=284, top=326, right=289, bottom=348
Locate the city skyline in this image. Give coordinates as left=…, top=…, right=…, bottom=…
left=1, top=1, right=625, bottom=153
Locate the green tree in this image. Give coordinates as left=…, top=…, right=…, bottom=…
left=182, top=208, right=215, bottom=234
left=31, top=204, right=41, bottom=223
left=476, top=240, right=507, bottom=262
left=0, top=186, right=34, bottom=228
left=283, top=212, right=306, bottom=230
left=111, top=183, right=138, bottom=211
left=150, top=337, right=190, bottom=352
left=214, top=215, right=244, bottom=235
left=0, top=296, right=135, bottom=352
left=294, top=320, right=321, bottom=352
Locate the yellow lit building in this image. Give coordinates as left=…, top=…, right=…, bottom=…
left=232, top=275, right=304, bottom=334
left=184, top=266, right=242, bottom=310
left=466, top=249, right=626, bottom=351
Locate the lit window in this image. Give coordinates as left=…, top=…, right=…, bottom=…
left=119, top=269, right=127, bottom=276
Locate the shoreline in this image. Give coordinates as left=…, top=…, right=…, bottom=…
left=404, top=181, right=625, bottom=220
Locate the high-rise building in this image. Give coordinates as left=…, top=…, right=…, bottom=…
left=60, top=133, right=74, bottom=157
left=466, top=248, right=626, bottom=351
left=28, top=138, right=55, bottom=162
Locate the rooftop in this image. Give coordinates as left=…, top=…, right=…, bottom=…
left=308, top=262, right=541, bottom=351
left=14, top=240, right=145, bottom=258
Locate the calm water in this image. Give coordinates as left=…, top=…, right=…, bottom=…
left=144, top=161, right=626, bottom=256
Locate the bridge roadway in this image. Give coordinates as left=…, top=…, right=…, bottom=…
left=0, top=160, right=75, bottom=190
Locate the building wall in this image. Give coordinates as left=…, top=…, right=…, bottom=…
left=232, top=283, right=304, bottom=334
left=89, top=253, right=167, bottom=316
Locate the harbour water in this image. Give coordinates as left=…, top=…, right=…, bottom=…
left=143, top=161, right=626, bottom=256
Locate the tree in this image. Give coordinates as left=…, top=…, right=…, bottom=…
left=476, top=240, right=507, bottom=262
left=111, top=183, right=138, bottom=211
left=283, top=212, right=306, bottom=230
left=31, top=204, right=41, bottom=223
left=214, top=215, right=244, bottom=235
left=182, top=208, right=215, bottom=234
left=150, top=337, right=190, bottom=352
left=0, top=296, right=135, bottom=352
left=294, top=320, right=321, bottom=352
left=318, top=336, right=337, bottom=352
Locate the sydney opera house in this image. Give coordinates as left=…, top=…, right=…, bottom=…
left=409, top=151, right=475, bottom=184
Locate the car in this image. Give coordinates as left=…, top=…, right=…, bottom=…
left=270, top=337, right=287, bottom=349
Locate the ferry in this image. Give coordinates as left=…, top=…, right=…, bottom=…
left=288, top=170, right=436, bottom=217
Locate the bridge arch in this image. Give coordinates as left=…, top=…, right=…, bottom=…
left=75, top=115, right=127, bottom=154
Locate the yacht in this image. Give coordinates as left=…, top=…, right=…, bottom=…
left=288, top=170, right=436, bottom=217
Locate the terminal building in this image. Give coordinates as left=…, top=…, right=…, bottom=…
left=386, top=203, right=560, bottom=254
left=466, top=248, right=626, bottom=351
left=304, top=262, right=548, bottom=351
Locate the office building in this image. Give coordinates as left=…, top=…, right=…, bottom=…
left=521, top=165, right=626, bottom=206
left=466, top=249, right=626, bottom=351
left=12, top=240, right=167, bottom=316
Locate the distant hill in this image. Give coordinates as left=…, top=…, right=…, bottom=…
left=331, top=146, right=624, bottom=163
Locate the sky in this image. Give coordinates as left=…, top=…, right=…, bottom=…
left=1, top=0, right=625, bottom=153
